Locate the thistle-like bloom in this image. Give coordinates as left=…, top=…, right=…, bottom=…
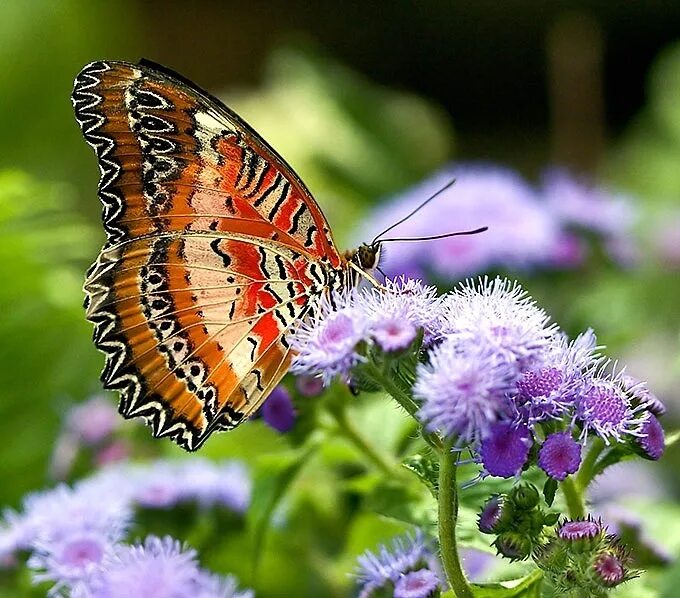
left=637, top=414, right=665, bottom=461
left=479, top=421, right=531, bottom=478
left=513, top=329, right=600, bottom=426
left=593, top=551, right=626, bottom=587
left=194, top=572, right=254, bottom=598
left=622, top=375, right=666, bottom=416
left=355, top=531, right=431, bottom=591
left=75, top=536, right=200, bottom=597
left=290, top=292, right=366, bottom=385
left=261, top=386, right=296, bottom=433
left=439, top=277, right=559, bottom=376
left=538, top=432, right=582, bottom=481
left=294, top=375, right=324, bottom=398
left=414, top=339, right=517, bottom=444
left=576, top=366, right=649, bottom=443
left=393, top=569, right=440, bottom=598
left=557, top=518, right=602, bottom=542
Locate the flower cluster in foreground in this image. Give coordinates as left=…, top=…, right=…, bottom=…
left=0, top=459, right=252, bottom=596
left=291, top=276, right=665, bottom=480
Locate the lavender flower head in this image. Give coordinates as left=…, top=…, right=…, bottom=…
left=479, top=421, right=531, bottom=478
left=414, top=338, right=517, bottom=444
left=74, top=535, right=200, bottom=597
left=290, top=292, right=366, bottom=385
left=355, top=277, right=442, bottom=349
left=365, top=165, right=559, bottom=279
left=66, top=396, right=120, bottom=446
left=637, top=414, right=665, bottom=461
left=355, top=531, right=432, bottom=592
left=538, top=431, right=582, bottom=481
left=557, top=518, right=602, bottom=542
left=593, top=552, right=627, bottom=587
left=261, top=385, right=296, bottom=433
left=194, top=572, right=254, bottom=598
left=576, top=364, right=649, bottom=444
left=513, top=329, right=600, bottom=426
left=439, top=277, right=560, bottom=375
left=393, top=569, right=440, bottom=598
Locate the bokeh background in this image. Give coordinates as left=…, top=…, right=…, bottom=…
left=2, top=1, right=680, bottom=596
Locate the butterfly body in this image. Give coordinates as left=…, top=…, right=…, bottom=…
left=73, top=60, right=370, bottom=450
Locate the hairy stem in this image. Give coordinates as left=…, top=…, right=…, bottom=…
left=328, top=404, right=396, bottom=476
left=561, top=475, right=586, bottom=520
left=438, top=442, right=473, bottom=598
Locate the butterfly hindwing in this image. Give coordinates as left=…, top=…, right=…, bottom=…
left=84, top=231, right=321, bottom=450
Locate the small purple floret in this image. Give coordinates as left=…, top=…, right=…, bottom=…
left=558, top=518, right=601, bottom=541
left=637, top=414, right=665, bottom=460
left=480, top=421, right=531, bottom=478
left=262, top=386, right=296, bottom=433
left=478, top=496, right=503, bottom=533
left=295, top=375, right=324, bottom=398
left=593, top=552, right=626, bottom=587
left=538, top=432, right=581, bottom=481
left=393, top=569, right=440, bottom=598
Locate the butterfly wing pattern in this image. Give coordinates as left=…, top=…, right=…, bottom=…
left=72, top=60, right=345, bottom=450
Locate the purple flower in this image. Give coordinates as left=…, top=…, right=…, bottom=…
left=414, top=339, right=516, bottom=444
left=593, top=552, right=626, bottom=587
left=355, top=277, right=442, bottom=347
left=460, top=548, right=497, bottom=583
left=289, top=292, right=366, bottom=385
left=132, top=462, right=185, bottom=509
left=194, top=571, right=254, bottom=598
left=513, top=329, right=600, bottom=426
left=538, top=432, right=582, bottom=481
left=393, top=569, right=440, bottom=598
left=542, top=168, right=636, bottom=241
left=365, top=165, right=560, bottom=279
left=576, top=366, right=648, bottom=443
left=28, top=528, right=119, bottom=591
left=175, top=460, right=251, bottom=513
left=622, top=375, right=666, bottom=416
left=439, top=277, right=560, bottom=375
left=66, top=396, right=120, bottom=446
left=262, top=386, right=296, bottom=433
left=637, top=414, right=665, bottom=460
left=75, top=536, right=200, bottom=597
left=557, top=518, right=602, bottom=542
left=355, top=531, right=431, bottom=590
left=478, top=496, right=503, bottom=534
left=294, top=375, right=324, bottom=398
left=479, top=421, right=531, bottom=478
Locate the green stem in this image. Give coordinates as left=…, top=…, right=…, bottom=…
left=328, top=404, right=396, bottom=476
left=576, top=437, right=606, bottom=490
left=438, top=441, right=473, bottom=598
left=561, top=476, right=586, bottom=520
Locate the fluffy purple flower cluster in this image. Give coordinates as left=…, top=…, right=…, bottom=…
left=290, top=277, right=440, bottom=384
left=290, top=274, right=665, bottom=481
left=364, top=165, right=637, bottom=280
left=354, top=531, right=443, bottom=598
left=0, top=459, right=251, bottom=595
left=414, top=277, right=664, bottom=478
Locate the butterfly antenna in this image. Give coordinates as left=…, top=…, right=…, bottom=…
left=371, top=178, right=457, bottom=245
left=380, top=226, right=488, bottom=244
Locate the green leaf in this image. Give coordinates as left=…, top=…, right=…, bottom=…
left=454, top=569, right=543, bottom=597
left=402, top=451, right=439, bottom=497
left=364, top=478, right=437, bottom=528
left=665, top=428, right=680, bottom=447
left=543, top=478, right=558, bottom=507
left=247, top=437, right=321, bottom=569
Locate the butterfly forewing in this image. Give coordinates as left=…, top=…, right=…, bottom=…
left=73, top=60, right=341, bottom=449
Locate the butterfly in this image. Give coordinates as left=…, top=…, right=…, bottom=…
left=72, top=59, right=382, bottom=451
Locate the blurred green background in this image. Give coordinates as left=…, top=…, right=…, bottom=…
left=1, top=2, right=680, bottom=595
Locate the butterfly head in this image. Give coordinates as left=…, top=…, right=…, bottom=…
left=345, top=242, right=382, bottom=278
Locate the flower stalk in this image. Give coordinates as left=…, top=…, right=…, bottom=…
left=560, top=476, right=586, bottom=520
left=438, top=440, right=473, bottom=598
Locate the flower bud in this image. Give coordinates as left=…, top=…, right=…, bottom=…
left=494, top=531, right=532, bottom=561
left=478, top=496, right=504, bottom=534
left=593, top=551, right=626, bottom=587
left=557, top=518, right=603, bottom=553
left=511, top=483, right=540, bottom=510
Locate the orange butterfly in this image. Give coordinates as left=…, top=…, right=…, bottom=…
left=72, top=60, right=381, bottom=451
